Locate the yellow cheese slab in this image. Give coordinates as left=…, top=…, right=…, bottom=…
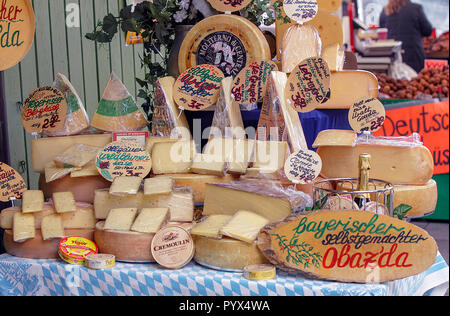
left=318, top=71, right=379, bottom=109
left=44, top=161, right=76, bottom=183
left=131, top=208, right=170, bottom=234
left=219, top=211, right=269, bottom=243
left=252, top=140, right=288, bottom=170
left=31, top=134, right=112, bottom=173
left=13, top=212, right=35, bottom=242
left=143, top=177, right=174, bottom=196
left=53, top=143, right=101, bottom=169
left=190, top=154, right=228, bottom=176
left=104, top=208, right=138, bottom=231
left=322, top=43, right=345, bottom=72
left=191, top=215, right=232, bottom=238
left=109, top=176, right=142, bottom=196
left=167, top=190, right=194, bottom=222
left=41, top=214, right=65, bottom=241
left=22, top=190, right=44, bottom=213
left=53, top=191, right=76, bottom=213
left=151, top=140, right=196, bottom=174
left=70, top=160, right=99, bottom=178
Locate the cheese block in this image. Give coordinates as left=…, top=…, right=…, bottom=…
left=3, top=229, right=95, bottom=259
left=167, top=190, right=194, bottom=222
left=70, top=160, right=99, bottom=178
left=337, top=180, right=438, bottom=218
left=31, top=134, right=112, bottom=173
left=257, top=71, right=308, bottom=153
left=194, top=235, right=269, bottom=271
left=39, top=174, right=111, bottom=204
left=53, top=143, right=101, bottom=169
left=43, top=73, right=89, bottom=137
left=314, top=130, right=434, bottom=185
left=0, top=207, right=21, bottom=229
left=190, top=154, right=228, bottom=176
left=318, top=71, right=379, bottom=109
left=109, top=176, right=142, bottom=196
left=53, top=191, right=76, bottom=213
left=41, top=214, right=65, bottom=241
left=251, top=140, right=288, bottom=172
left=203, top=183, right=304, bottom=222
left=22, top=190, right=44, bottom=213
left=281, top=24, right=321, bottom=74
left=191, top=215, right=232, bottom=238
left=131, top=208, right=170, bottom=233
left=94, top=221, right=155, bottom=262
left=317, top=0, right=342, bottom=12
left=306, top=11, right=343, bottom=49
left=152, top=77, right=190, bottom=138
left=178, top=14, right=271, bottom=77
left=13, top=213, right=35, bottom=242
left=151, top=140, right=196, bottom=174
left=91, top=72, right=147, bottom=132
left=145, top=136, right=181, bottom=154
left=210, top=77, right=244, bottom=139
left=219, top=211, right=269, bottom=243
left=44, top=161, right=76, bottom=183
left=151, top=173, right=236, bottom=203
left=103, top=208, right=138, bottom=231
left=238, top=176, right=314, bottom=197
left=322, top=43, right=345, bottom=72
left=143, top=177, right=174, bottom=196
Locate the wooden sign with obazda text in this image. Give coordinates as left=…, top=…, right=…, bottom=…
left=257, top=210, right=438, bottom=283
left=0, top=0, right=35, bottom=70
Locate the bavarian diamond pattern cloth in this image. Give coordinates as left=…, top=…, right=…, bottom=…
left=0, top=253, right=448, bottom=296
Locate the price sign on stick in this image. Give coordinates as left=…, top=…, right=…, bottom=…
left=284, top=148, right=322, bottom=184
left=96, top=141, right=152, bottom=181
left=283, top=0, right=318, bottom=24
left=0, top=162, right=27, bottom=202
left=348, top=97, right=386, bottom=133
left=21, top=86, right=67, bottom=134
left=207, top=0, right=252, bottom=12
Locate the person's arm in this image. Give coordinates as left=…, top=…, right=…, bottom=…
left=417, top=5, right=433, bottom=37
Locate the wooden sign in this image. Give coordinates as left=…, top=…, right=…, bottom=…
left=95, top=141, right=152, bottom=181
left=21, top=86, right=67, bottom=134
left=257, top=210, right=438, bottom=283
left=349, top=97, right=386, bottom=133
left=283, top=0, right=318, bottom=24
left=284, top=148, right=322, bottom=184
left=206, top=0, right=252, bottom=12
left=0, top=162, right=27, bottom=202
left=285, top=57, right=331, bottom=113
left=174, top=64, right=224, bottom=111
left=231, top=60, right=278, bottom=105
left=0, top=0, right=35, bottom=70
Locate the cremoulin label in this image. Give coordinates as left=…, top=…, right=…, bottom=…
left=196, top=31, right=247, bottom=78
left=258, top=211, right=438, bottom=283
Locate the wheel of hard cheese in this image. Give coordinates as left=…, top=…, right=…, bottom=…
left=3, top=229, right=94, bottom=259
left=178, top=14, right=271, bottom=78
left=39, top=174, right=110, bottom=204
left=94, top=221, right=155, bottom=263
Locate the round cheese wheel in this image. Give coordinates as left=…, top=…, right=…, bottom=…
left=94, top=221, right=155, bottom=263
left=193, top=235, right=268, bottom=271
left=3, top=229, right=94, bottom=259
left=178, top=14, right=271, bottom=78
left=39, top=173, right=110, bottom=204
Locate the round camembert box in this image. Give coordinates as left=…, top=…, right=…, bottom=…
left=58, top=236, right=98, bottom=265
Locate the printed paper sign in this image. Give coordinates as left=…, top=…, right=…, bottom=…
left=0, top=162, right=27, bottom=202
left=113, top=132, right=149, bottom=147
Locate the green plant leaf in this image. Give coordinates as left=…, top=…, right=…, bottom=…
left=393, top=204, right=413, bottom=220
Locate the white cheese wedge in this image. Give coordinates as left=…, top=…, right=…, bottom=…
left=131, top=208, right=170, bottom=234
left=13, top=213, right=35, bottom=242
left=41, top=214, right=65, bottom=240
left=191, top=215, right=232, bottom=238
left=109, top=176, right=143, bottom=196
left=143, top=177, right=174, bottom=196
left=103, top=208, right=138, bottom=231
left=219, top=210, right=269, bottom=243
left=22, top=190, right=44, bottom=213
left=53, top=191, right=77, bottom=213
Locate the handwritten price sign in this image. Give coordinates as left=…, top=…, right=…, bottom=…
left=283, top=0, right=318, bottom=24
left=206, top=0, right=252, bottom=12
left=349, top=97, right=386, bottom=133
left=0, top=162, right=27, bottom=202
left=284, top=148, right=322, bottom=184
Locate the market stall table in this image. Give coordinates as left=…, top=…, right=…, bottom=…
left=0, top=253, right=447, bottom=296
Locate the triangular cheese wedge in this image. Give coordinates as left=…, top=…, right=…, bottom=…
left=91, top=72, right=148, bottom=132
left=44, top=73, right=89, bottom=136
left=152, top=76, right=190, bottom=138
left=257, top=71, right=308, bottom=153
left=210, top=77, right=245, bottom=139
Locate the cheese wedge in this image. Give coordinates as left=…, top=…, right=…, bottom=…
left=151, top=140, right=196, bottom=174
left=0, top=207, right=21, bottom=229
left=41, top=214, right=65, bottom=241
left=281, top=24, right=321, bottom=74
left=251, top=140, right=288, bottom=171
left=191, top=215, right=232, bottom=238
left=44, top=73, right=89, bottom=136
left=167, top=190, right=194, bottom=222
left=306, top=10, right=343, bottom=49
left=322, top=43, right=345, bottom=72
left=45, top=161, right=76, bottom=183
left=53, top=143, right=101, bottom=169
left=70, top=160, right=98, bottom=178
left=103, top=208, right=138, bottom=231
left=190, top=154, right=228, bottom=176
left=53, top=191, right=77, bottom=213
left=22, top=190, right=44, bottom=213
left=219, top=210, right=269, bottom=243
left=143, top=177, right=174, bottom=196
left=257, top=71, right=308, bottom=153
left=152, top=77, right=190, bottom=138
left=91, top=72, right=147, bottom=132
left=145, top=137, right=181, bottom=154
left=131, top=208, right=170, bottom=233
left=13, top=213, right=35, bottom=242
left=109, top=176, right=142, bottom=196
left=210, top=77, right=245, bottom=139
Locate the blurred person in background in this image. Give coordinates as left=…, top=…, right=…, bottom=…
left=379, top=0, right=433, bottom=73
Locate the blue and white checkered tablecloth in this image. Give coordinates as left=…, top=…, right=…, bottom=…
left=0, top=253, right=448, bottom=296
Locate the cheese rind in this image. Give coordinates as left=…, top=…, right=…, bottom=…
left=41, top=214, right=65, bottom=241
left=131, top=208, right=170, bottom=233
left=219, top=211, right=269, bottom=243
left=143, top=177, right=174, bottom=196
left=13, top=213, right=35, bottom=242
left=191, top=215, right=232, bottom=238
left=151, top=141, right=196, bottom=174
left=109, top=176, right=142, bottom=196
left=22, top=190, right=44, bottom=213
left=53, top=192, right=77, bottom=213
left=103, top=208, right=138, bottom=231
